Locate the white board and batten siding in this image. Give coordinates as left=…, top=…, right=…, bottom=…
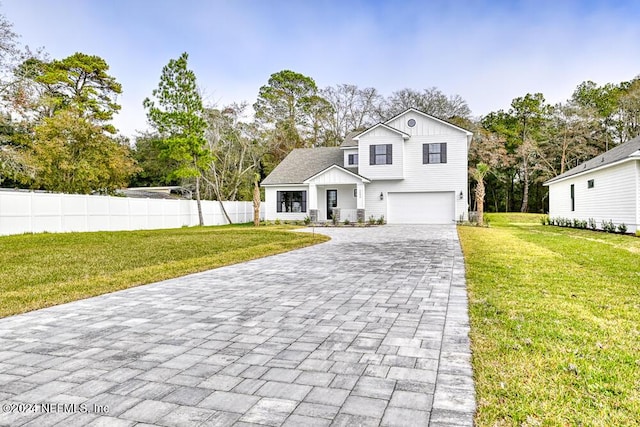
left=305, top=166, right=363, bottom=186
left=547, top=160, right=639, bottom=233
left=386, top=110, right=462, bottom=138
left=357, top=128, right=405, bottom=180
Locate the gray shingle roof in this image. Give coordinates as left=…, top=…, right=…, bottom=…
left=261, top=147, right=345, bottom=185
left=339, top=131, right=360, bottom=148
left=545, top=135, right=640, bottom=184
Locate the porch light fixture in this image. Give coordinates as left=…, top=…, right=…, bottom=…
left=459, top=191, right=464, bottom=200
left=379, top=192, right=384, bottom=200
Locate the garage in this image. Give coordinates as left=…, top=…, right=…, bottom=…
left=387, top=191, right=455, bottom=224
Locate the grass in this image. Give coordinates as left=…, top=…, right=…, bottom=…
left=458, top=213, right=640, bottom=426
left=0, top=224, right=329, bottom=318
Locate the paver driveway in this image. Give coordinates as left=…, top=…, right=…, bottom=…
left=0, top=225, right=475, bottom=427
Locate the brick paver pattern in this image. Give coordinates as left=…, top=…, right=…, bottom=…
left=0, top=225, right=475, bottom=426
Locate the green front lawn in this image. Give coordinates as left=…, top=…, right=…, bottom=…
left=0, top=225, right=328, bottom=318
left=458, top=213, right=640, bottom=426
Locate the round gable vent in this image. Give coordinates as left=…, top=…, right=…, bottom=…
left=407, top=118, right=416, bottom=127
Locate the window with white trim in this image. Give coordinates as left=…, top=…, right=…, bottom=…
left=348, top=153, right=358, bottom=165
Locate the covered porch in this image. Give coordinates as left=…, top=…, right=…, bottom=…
left=303, top=165, right=369, bottom=222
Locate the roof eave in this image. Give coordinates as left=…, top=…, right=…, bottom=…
left=261, top=182, right=309, bottom=187
left=353, top=123, right=410, bottom=140
left=385, top=107, right=474, bottom=136
left=543, top=156, right=638, bottom=186
left=302, top=164, right=371, bottom=184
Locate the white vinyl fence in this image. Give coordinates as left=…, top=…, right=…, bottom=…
left=0, top=190, right=264, bottom=236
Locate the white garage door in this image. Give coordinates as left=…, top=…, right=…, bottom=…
left=387, top=192, right=455, bottom=224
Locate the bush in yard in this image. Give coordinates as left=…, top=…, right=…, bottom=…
left=376, top=215, right=385, bottom=225
left=617, top=223, right=627, bottom=234
left=540, top=215, right=549, bottom=225
left=588, top=218, right=597, bottom=230
left=303, top=216, right=311, bottom=226
left=602, top=220, right=615, bottom=233
left=368, top=215, right=376, bottom=225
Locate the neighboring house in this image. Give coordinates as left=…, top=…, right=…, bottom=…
left=261, top=108, right=472, bottom=224
left=543, top=135, right=640, bottom=233
left=118, top=186, right=192, bottom=200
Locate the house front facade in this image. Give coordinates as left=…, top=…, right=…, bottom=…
left=261, top=108, right=472, bottom=224
left=543, top=135, right=640, bottom=233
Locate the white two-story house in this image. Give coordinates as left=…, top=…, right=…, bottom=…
left=261, top=108, right=472, bottom=224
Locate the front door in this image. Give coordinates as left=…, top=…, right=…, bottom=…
left=326, top=189, right=337, bottom=220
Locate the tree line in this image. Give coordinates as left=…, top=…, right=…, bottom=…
left=471, top=79, right=640, bottom=214
left=1, top=9, right=638, bottom=219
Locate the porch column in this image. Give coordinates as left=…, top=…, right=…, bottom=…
left=308, top=183, right=318, bottom=222
left=356, top=182, right=365, bottom=223
left=356, top=183, right=365, bottom=209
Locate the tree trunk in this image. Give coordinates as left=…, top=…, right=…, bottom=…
left=219, top=200, right=233, bottom=224
left=509, top=172, right=514, bottom=212
left=195, top=175, right=204, bottom=226
left=253, top=178, right=261, bottom=226
left=520, top=158, right=529, bottom=213
left=475, top=178, right=486, bottom=225
left=200, top=174, right=233, bottom=224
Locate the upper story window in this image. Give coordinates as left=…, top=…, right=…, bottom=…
left=348, top=153, right=358, bottom=165
left=277, top=191, right=307, bottom=213
left=423, top=143, right=447, bottom=164
left=370, top=144, right=392, bottom=165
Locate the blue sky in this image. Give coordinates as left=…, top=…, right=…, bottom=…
left=4, top=0, right=640, bottom=139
